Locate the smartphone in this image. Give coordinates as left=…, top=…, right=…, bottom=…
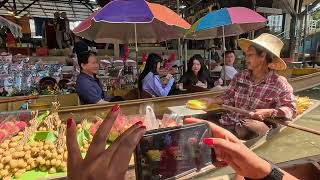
left=135, top=123, right=215, bottom=180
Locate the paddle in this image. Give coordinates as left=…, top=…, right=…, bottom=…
left=221, top=104, right=320, bottom=136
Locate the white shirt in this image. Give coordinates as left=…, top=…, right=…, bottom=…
left=220, top=66, right=238, bottom=80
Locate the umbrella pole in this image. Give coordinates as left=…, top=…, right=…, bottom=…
left=184, top=40, right=188, bottom=73
left=222, top=26, right=226, bottom=86
left=134, top=23, right=138, bottom=62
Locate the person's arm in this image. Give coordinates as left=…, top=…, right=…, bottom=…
left=250, top=81, right=296, bottom=121
left=274, top=85, right=296, bottom=120
left=152, top=75, right=174, bottom=97
left=76, top=84, right=104, bottom=104
left=184, top=118, right=298, bottom=180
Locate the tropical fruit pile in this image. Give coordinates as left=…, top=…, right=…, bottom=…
left=0, top=103, right=179, bottom=179
left=0, top=103, right=74, bottom=180
left=295, top=96, right=312, bottom=114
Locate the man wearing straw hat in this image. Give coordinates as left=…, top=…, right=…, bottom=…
left=204, top=33, right=297, bottom=139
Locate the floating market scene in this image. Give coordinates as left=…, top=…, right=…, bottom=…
left=1, top=0, right=320, bottom=179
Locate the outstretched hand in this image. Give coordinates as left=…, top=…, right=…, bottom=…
left=184, top=118, right=271, bottom=179
left=67, top=105, right=146, bottom=180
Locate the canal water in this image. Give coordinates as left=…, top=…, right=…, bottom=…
left=193, top=86, right=320, bottom=179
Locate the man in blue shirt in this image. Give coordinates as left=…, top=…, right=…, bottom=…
left=76, top=51, right=112, bottom=104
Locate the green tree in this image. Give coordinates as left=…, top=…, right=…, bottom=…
left=312, top=10, right=320, bottom=20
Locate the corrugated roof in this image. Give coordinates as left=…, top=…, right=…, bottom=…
left=0, top=0, right=98, bottom=20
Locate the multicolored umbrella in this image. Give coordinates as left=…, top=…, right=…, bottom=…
left=73, top=0, right=190, bottom=44
left=185, top=7, right=267, bottom=40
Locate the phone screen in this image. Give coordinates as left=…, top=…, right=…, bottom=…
left=135, top=123, right=214, bottom=180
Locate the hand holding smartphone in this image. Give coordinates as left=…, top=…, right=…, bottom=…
left=135, top=123, right=215, bottom=180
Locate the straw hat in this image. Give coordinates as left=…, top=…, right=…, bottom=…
left=238, top=33, right=286, bottom=70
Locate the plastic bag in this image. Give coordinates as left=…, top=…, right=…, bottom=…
left=144, top=105, right=159, bottom=131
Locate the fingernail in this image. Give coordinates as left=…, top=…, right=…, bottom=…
left=203, top=138, right=214, bottom=146
left=67, top=118, right=73, bottom=129
left=111, top=104, right=120, bottom=112
left=134, top=121, right=143, bottom=126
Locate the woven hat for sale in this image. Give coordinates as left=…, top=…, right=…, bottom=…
left=238, top=33, right=286, bottom=70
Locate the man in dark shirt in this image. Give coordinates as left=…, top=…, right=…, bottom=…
left=76, top=51, right=111, bottom=104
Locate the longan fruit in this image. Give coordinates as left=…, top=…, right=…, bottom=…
left=9, top=148, right=15, bottom=153
left=14, top=171, right=23, bottom=178
left=43, top=144, right=49, bottom=150
left=26, top=165, right=31, bottom=170
left=0, top=148, right=4, bottom=154
left=17, top=159, right=25, bottom=168
left=48, top=167, right=56, bottom=174
left=40, top=159, right=46, bottom=165
left=63, top=152, right=68, bottom=160
left=45, top=160, right=51, bottom=166
left=25, top=153, right=31, bottom=159
left=2, top=156, right=12, bottom=164
left=9, top=160, right=18, bottom=168
left=30, top=161, right=36, bottom=168
left=50, top=159, right=56, bottom=166
left=0, top=144, right=8, bottom=150
left=18, top=132, right=24, bottom=136
left=3, top=176, right=12, bottom=180
left=57, top=148, right=64, bottom=154
left=56, top=154, right=63, bottom=160
left=0, top=169, right=9, bottom=177
left=26, top=158, right=33, bottom=165
left=11, top=136, right=21, bottom=142
left=9, top=142, right=17, bottom=148
left=0, top=163, right=4, bottom=169
left=23, top=145, right=31, bottom=151
left=16, top=145, right=24, bottom=152
left=52, top=151, right=58, bottom=159
left=49, top=144, right=55, bottom=150
left=3, top=151, right=10, bottom=157
left=4, top=165, right=10, bottom=170
left=39, top=165, right=47, bottom=172
left=55, top=159, right=62, bottom=167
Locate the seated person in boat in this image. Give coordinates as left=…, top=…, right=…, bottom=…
left=177, top=54, right=211, bottom=91
left=215, top=50, right=238, bottom=86
left=138, top=53, right=174, bottom=97
left=76, top=51, right=123, bottom=104
left=204, top=33, right=297, bottom=139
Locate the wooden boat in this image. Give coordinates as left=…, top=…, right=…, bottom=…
left=191, top=154, right=320, bottom=180
left=42, top=100, right=320, bottom=180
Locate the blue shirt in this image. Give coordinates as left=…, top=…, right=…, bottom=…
left=142, top=72, right=174, bottom=97
left=76, top=72, right=109, bottom=104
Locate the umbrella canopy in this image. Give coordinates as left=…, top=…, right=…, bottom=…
left=0, top=16, right=22, bottom=38
left=185, top=7, right=267, bottom=40
left=73, top=0, right=190, bottom=43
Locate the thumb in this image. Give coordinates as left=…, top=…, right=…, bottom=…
left=66, top=118, right=82, bottom=166
left=204, top=138, right=242, bottom=155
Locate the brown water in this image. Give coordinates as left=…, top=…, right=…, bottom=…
left=193, top=87, right=320, bottom=179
